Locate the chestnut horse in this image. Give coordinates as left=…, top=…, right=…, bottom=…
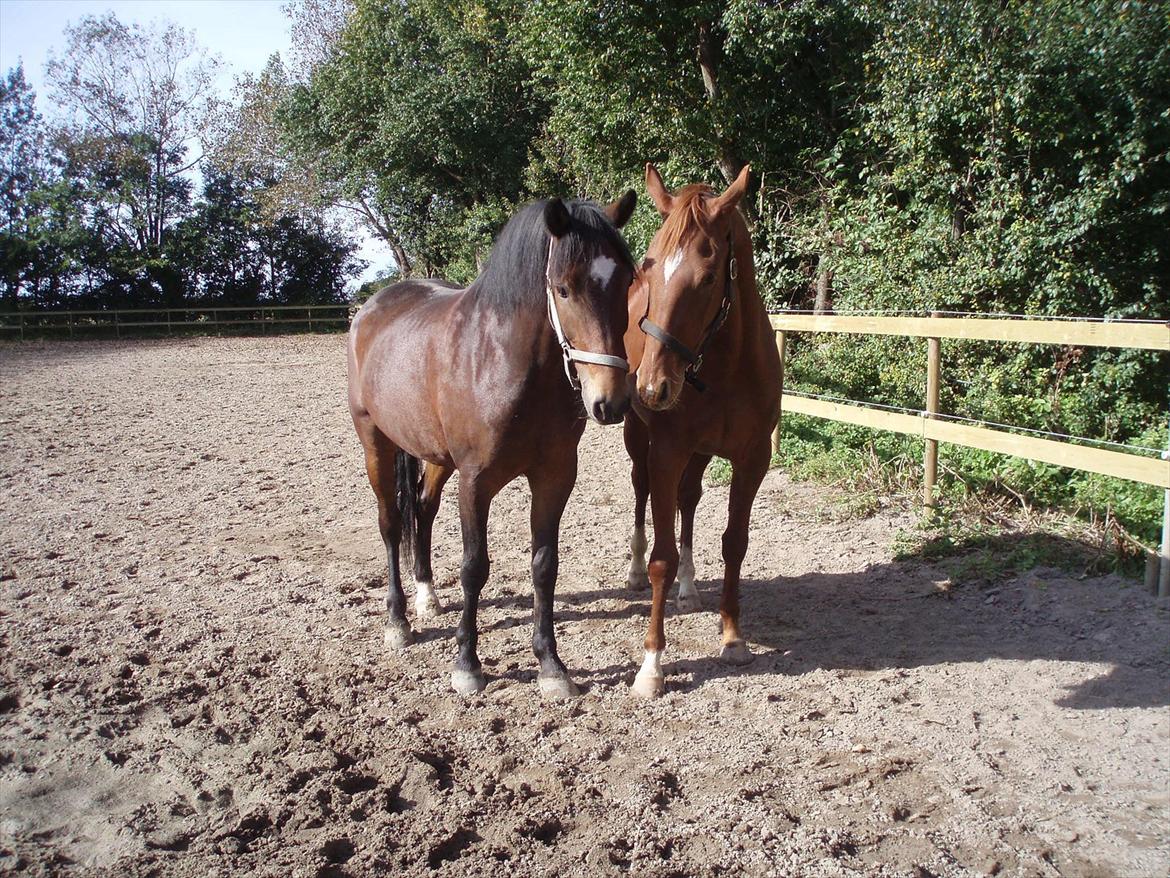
left=623, top=164, right=780, bottom=698
left=348, top=193, right=637, bottom=698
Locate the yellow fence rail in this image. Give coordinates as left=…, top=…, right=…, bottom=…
left=0, top=304, right=351, bottom=340
left=768, top=312, right=1170, bottom=595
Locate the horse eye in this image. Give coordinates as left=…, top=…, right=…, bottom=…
left=557, top=284, right=570, bottom=299
left=701, top=272, right=716, bottom=287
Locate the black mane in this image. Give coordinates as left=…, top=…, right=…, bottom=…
left=472, top=199, right=635, bottom=311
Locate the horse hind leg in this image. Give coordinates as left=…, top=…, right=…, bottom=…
left=357, top=421, right=412, bottom=649
left=624, top=415, right=650, bottom=590
left=676, top=453, right=711, bottom=613
left=411, top=461, right=452, bottom=620
left=718, top=440, right=771, bottom=666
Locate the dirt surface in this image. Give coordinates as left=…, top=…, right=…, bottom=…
left=1, top=334, right=1167, bottom=878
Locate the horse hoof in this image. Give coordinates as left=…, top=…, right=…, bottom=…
left=415, top=590, right=443, bottom=620
left=627, top=569, right=649, bottom=590
left=631, top=671, right=665, bottom=699
left=451, top=669, right=486, bottom=696
left=676, top=591, right=702, bottom=613
left=383, top=621, right=414, bottom=650
left=538, top=674, right=580, bottom=699
left=719, top=640, right=754, bottom=666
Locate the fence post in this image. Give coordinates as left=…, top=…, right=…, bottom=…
left=771, top=330, right=787, bottom=455
left=923, top=331, right=941, bottom=509
left=114, top=311, right=120, bottom=339
left=1160, top=419, right=1169, bottom=598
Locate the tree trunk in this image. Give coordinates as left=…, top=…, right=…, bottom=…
left=813, top=262, right=832, bottom=314
left=697, top=21, right=749, bottom=196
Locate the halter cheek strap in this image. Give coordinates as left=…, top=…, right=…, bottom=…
left=545, top=239, right=630, bottom=391
left=637, top=235, right=736, bottom=393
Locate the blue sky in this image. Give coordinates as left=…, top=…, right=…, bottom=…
left=0, top=0, right=393, bottom=280
left=0, top=0, right=292, bottom=98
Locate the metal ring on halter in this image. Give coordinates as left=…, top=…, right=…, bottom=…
left=545, top=238, right=630, bottom=391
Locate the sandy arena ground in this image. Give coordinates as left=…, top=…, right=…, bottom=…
left=0, top=334, right=1167, bottom=877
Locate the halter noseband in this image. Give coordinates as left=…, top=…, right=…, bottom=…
left=545, top=238, right=631, bottom=391
left=637, top=235, right=736, bottom=393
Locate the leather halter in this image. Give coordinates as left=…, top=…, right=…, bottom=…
left=545, top=238, right=630, bottom=391
left=638, top=235, right=736, bottom=393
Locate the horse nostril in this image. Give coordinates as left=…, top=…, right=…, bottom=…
left=656, top=381, right=670, bottom=406
left=592, top=399, right=611, bottom=423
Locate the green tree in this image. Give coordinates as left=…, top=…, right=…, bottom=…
left=280, top=0, right=544, bottom=279
left=0, top=64, right=48, bottom=306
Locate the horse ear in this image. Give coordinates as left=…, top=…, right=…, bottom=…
left=645, top=163, right=674, bottom=216
left=711, top=164, right=751, bottom=218
left=544, top=198, right=572, bottom=239
left=605, top=189, right=637, bottom=228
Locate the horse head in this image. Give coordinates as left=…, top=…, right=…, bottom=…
left=543, top=191, right=637, bottom=424
left=633, top=163, right=750, bottom=411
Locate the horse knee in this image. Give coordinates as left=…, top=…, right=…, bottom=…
left=461, top=551, right=489, bottom=590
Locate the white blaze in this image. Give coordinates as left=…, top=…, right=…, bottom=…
left=663, top=249, right=684, bottom=285
left=590, top=255, right=617, bottom=288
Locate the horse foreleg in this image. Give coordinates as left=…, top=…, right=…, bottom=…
left=527, top=455, right=579, bottom=699
left=451, top=473, right=493, bottom=696
left=623, top=415, right=650, bottom=590
left=676, top=453, right=711, bottom=613
left=632, top=444, right=686, bottom=699
left=718, top=439, right=771, bottom=665
left=412, top=462, right=453, bottom=619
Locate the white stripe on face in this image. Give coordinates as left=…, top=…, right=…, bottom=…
left=663, top=249, right=684, bottom=285
left=590, top=255, right=617, bottom=288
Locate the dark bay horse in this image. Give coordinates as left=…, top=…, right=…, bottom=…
left=623, top=164, right=780, bottom=698
left=348, top=193, right=637, bottom=697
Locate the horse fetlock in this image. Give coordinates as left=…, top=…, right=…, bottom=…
left=719, top=639, right=754, bottom=666
left=414, top=581, right=443, bottom=619
left=451, top=668, right=487, bottom=696
left=383, top=619, right=414, bottom=650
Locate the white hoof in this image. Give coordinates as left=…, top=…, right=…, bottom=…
left=719, top=640, right=754, bottom=666
left=414, top=586, right=443, bottom=620
left=631, top=670, right=665, bottom=699
left=383, top=620, right=414, bottom=649
left=538, top=674, right=580, bottom=699
left=451, top=669, right=486, bottom=696
left=627, top=568, right=649, bottom=590
left=676, top=590, right=702, bottom=613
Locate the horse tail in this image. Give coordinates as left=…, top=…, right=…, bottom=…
left=395, top=450, right=420, bottom=573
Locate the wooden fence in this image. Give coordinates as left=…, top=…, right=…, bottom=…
left=0, top=304, right=351, bottom=339
left=767, top=313, right=1170, bottom=596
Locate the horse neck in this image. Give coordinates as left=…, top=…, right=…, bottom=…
left=728, top=208, right=763, bottom=316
